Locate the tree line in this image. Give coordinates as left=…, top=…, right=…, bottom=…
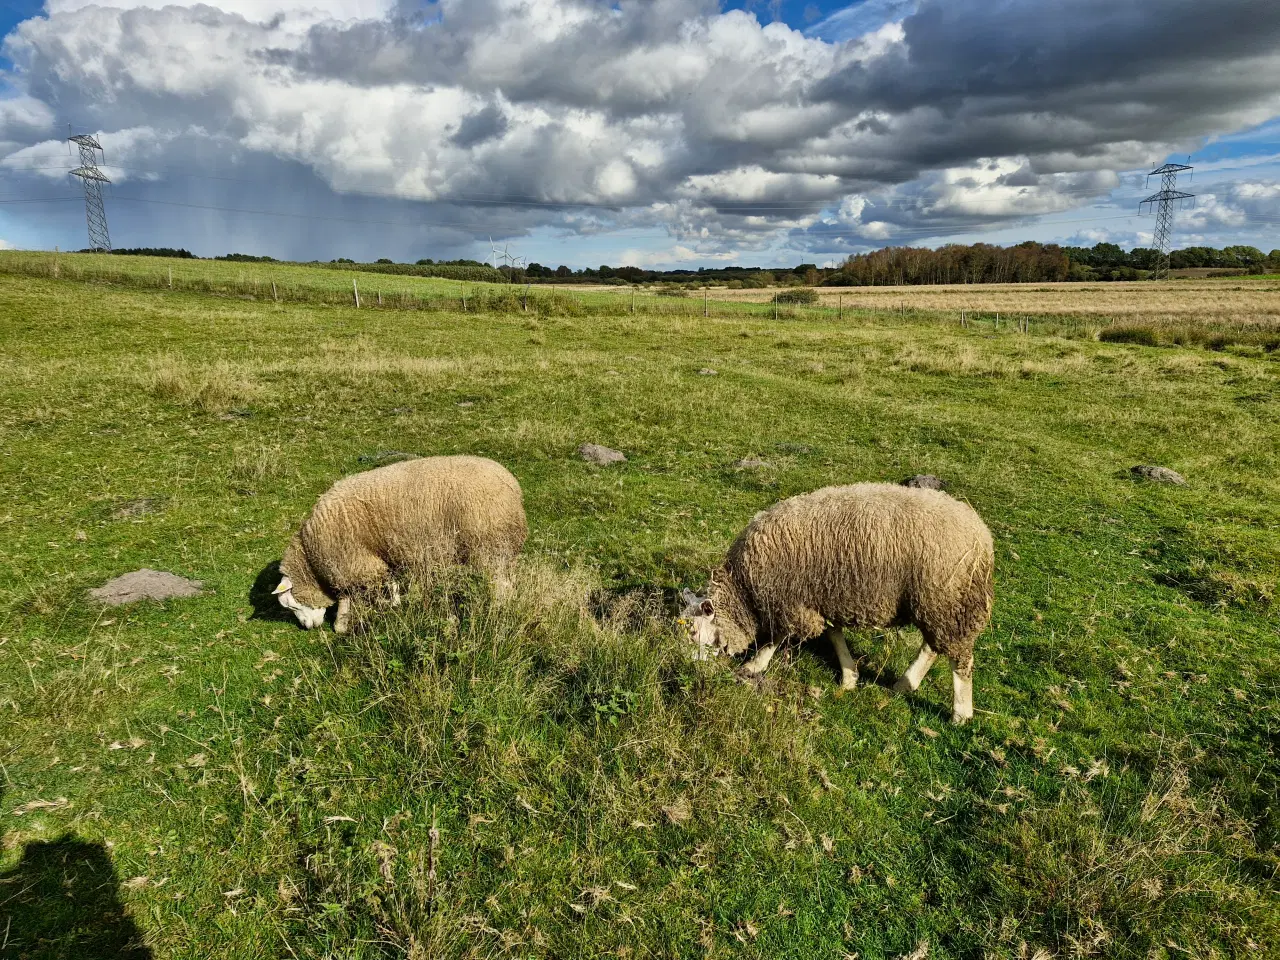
left=81, top=241, right=1280, bottom=286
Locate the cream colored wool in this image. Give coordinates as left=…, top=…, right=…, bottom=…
left=281, top=455, right=527, bottom=610
left=700, top=483, right=993, bottom=717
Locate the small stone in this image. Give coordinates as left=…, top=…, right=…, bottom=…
left=903, top=475, right=947, bottom=490
left=1130, top=465, right=1186, bottom=485
left=578, top=443, right=626, bottom=466
left=456, top=401, right=475, bottom=408
left=75, top=530, right=87, bottom=542
left=733, top=457, right=770, bottom=470
left=88, top=570, right=204, bottom=606
left=698, top=368, right=718, bottom=376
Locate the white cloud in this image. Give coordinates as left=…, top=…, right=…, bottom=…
left=0, top=0, right=1277, bottom=260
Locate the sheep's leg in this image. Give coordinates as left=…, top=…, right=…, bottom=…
left=828, top=627, right=859, bottom=691
left=893, top=642, right=939, bottom=694
left=949, top=656, right=975, bottom=725
left=334, top=597, right=352, bottom=635
left=743, top=643, right=779, bottom=676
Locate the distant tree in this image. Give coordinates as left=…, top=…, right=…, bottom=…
left=415, top=258, right=435, bottom=265
left=376, top=258, right=394, bottom=264
left=109, top=247, right=195, bottom=259
left=556, top=265, right=572, bottom=277
left=218, top=253, right=277, bottom=262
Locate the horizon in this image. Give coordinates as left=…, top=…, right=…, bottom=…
left=2, top=1, right=1280, bottom=268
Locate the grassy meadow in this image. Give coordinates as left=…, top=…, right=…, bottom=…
left=0, top=255, right=1277, bottom=959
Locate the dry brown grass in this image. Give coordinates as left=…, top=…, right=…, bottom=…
left=706, top=278, right=1280, bottom=323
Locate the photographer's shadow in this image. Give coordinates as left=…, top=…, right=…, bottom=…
left=0, top=835, right=152, bottom=958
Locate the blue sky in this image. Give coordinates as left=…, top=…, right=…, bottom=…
left=2, top=1, right=1279, bottom=266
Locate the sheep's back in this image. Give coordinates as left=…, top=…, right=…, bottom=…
left=301, top=456, right=527, bottom=577
left=727, top=483, right=992, bottom=635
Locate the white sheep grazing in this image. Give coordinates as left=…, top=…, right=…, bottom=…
left=274, top=455, right=527, bottom=633
left=680, top=483, right=994, bottom=724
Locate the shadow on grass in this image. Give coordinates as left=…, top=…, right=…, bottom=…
left=0, top=836, right=152, bottom=958
left=248, top=560, right=298, bottom=624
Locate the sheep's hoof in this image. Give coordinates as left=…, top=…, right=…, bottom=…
left=840, top=672, right=858, bottom=692
left=950, top=711, right=972, bottom=726
left=892, top=678, right=913, bottom=695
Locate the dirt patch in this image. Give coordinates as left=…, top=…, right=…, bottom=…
left=88, top=569, right=204, bottom=606
left=903, top=475, right=948, bottom=490
left=111, top=497, right=166, bottom=520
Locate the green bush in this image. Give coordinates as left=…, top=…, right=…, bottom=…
left=776, top=288, right=819, bottom=305
left=1099, top=323, right=1159, bottom=346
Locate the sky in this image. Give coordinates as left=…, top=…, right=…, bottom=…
left=1, top=0, right=1278, bottom=268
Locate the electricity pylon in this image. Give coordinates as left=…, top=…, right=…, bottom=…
left=68, top=132, right=112, bottom=252
left=1139, top=162, right=1193, bottom=281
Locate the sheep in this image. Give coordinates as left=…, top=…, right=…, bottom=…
left=680, top=483, right=993, bottom=724
left=274, top=455, right=527, bottom=633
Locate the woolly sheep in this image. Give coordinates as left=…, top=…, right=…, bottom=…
left=680, top=483, right=993, bottom=724
left=274, top=455, right=527, bottom=633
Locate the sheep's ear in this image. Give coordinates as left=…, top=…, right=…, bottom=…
left=273, top=577, right=293, bottom=595
left=699, top=599, right=714, bottom=617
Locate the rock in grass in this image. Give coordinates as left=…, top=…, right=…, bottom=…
left=903, top=474, right=947, bottom=490
left=1131, top=465, right=1186, bottom=485
left=698, top=368, right=718, bottom=376
left=89, top=569, right=204, bottom=606
left=578, top=443, right=626, bottom=466
left=733, top=457, right=771, bottom=470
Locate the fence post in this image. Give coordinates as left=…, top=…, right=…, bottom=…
left=353, top=279, right=360, bottom=308
left=53, top=245, right=60, bottom=278
left=272, top=280, right=278, bottom=302
left=995, top=311, right=999, bottom=330
left=774, top=291, right=778, bottom=321
left=838, top=294, right=842, bottom=321
left=377, top=290, right=382, bottom=306
left=704, top=286, right=708, bottom=318
left=168, top=265, right=173, bottom=289
left=524, top=284, right=530, bottom=312
left=631, top=288, right=636, bottom=314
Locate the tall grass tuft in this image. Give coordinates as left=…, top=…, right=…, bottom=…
left=243, top=563, right=823, bottom=957
left=143, top=354, right=262, bottom=413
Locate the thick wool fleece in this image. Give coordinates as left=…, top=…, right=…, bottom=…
left=281, top=455, right=527, bottom=608
left=708, top=483, right=993, bottom=668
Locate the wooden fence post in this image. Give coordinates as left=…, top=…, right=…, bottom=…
left=774, top=291, right=778, bottom=321
left=353, top=279, right=360, bottom=308
left=272, top=281, right=278, bottom=301
left=168, top=265, right=173, bottom=289
left=837, top=294, right=842, bottom=321
left=377, top=291, right=382, bottom=306
left=524, top=284, right=530, bottom=312
left=704, top=286, right=708, bottom=318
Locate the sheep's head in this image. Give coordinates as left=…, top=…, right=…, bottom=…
left=678, top=588, right=722, bottom=660
left=273, top=576, right=328, bottom=629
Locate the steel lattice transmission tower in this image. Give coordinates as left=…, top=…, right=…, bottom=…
left=1139, top=162, right=1194, bottom=281
left=68, top=132, right=112, bottom=252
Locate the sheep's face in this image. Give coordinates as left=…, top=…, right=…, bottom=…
left=273, top=576, right=328, bottom=629
left=678, top=589, right=722, bottom=660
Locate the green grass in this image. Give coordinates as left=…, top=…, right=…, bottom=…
left=0, top=266, right=1277, bottom=959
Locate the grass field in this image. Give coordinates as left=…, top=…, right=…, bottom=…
left=1, top=260, right=1277, bottom=959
